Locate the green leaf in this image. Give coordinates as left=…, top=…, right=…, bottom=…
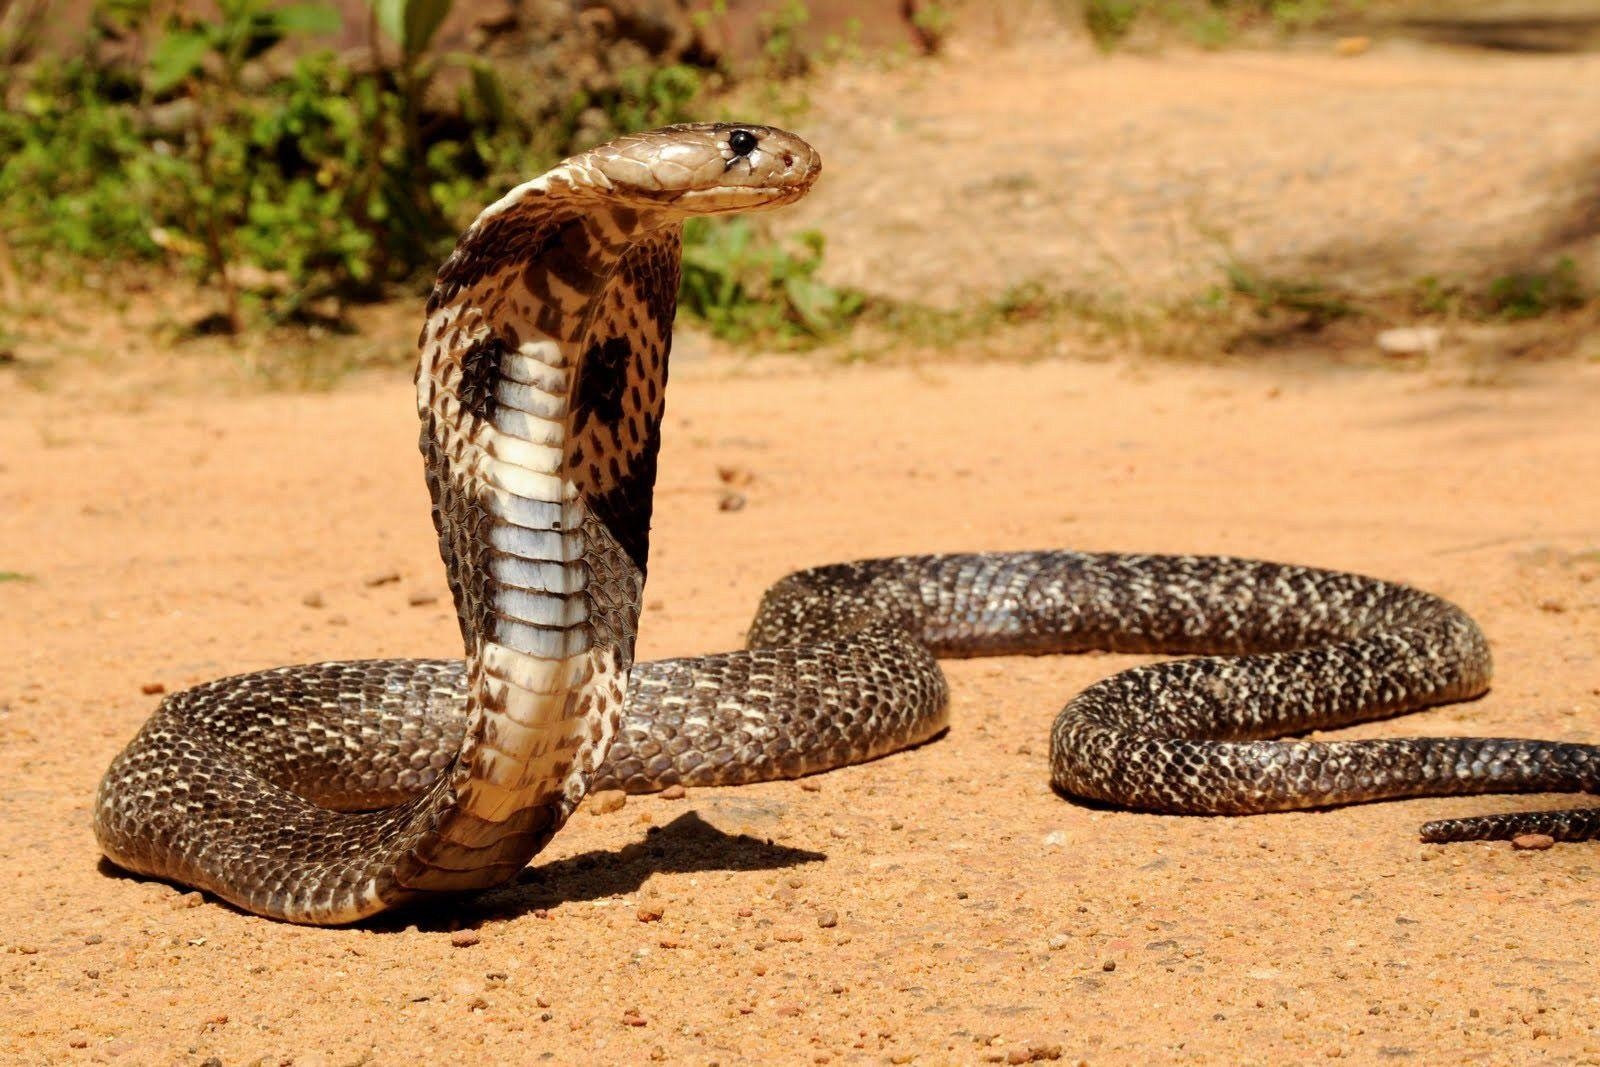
left=272, top=3, right=343, bottom=36
left=372, top=0, right=452, bottom=58
left=147, top=28, right=213, bottom=94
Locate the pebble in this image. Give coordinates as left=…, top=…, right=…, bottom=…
left=408, top=591, right=439, bottom=607
left=799, top=779, right=822, bottom=792
left=450, top=930, right=481, bottom=948
left=1047, top=934, right=1070, bottom=951
left=817, top=910, right=839, bottom=929
left=660, top=784, right=687, bottom=800
left=301, top=591, right=325, bottom=609
left=736, top=908, right=754, bottom=918
left=1102, top=959, right=1117, bottom=972
left=140, top=681, right=166, bottom=695
left=621, top=1009, right=648, bottom=1027
left=588, top=790, right=627, bottom=815
left=66, top=1032, right=88, bottom=1049
left=718, top=490, right=747, bottom=512
left=828, top=825, right=849, bottom=839
left=83, top=934, right=103, bottom=945
left=1376, top=326, right=1441, bottom=357
left=364, top=570, right=401, bottom=587
left=637, top=903, right=665, bottom=923
left=1512, top=833, right=1555, bottom=851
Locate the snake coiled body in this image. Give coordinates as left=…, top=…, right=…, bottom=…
left=95, top=125, right=1600, bottom=925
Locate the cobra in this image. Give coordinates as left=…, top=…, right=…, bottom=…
left=95, top=124, right=1600, bottom=925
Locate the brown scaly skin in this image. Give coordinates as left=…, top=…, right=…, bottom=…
left=95, top=126, right=1600, bottom=926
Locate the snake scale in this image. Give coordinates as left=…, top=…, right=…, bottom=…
left=95, top=124, right=1600, bottom=925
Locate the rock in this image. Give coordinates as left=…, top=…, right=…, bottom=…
left=450, top=930, right=481, bottom=947
left=587, top=790, right=627, bottom=815
left=718, top=490, right=747, bottom=512
left=1512, top=833, right=1555, bottom=851
left=140, top=682, right=166, bottom=696
left=301, top=591, right=325, bottom=609
left=817, top=910, right=839, bottom=929
left=1376, top=326, right=1442, bottom=357
left=636, top=903, right=664, bottom=922
left=660, top=784, right=687, bottom=800
left=363, top=570, right=401, bottom=587
left=407, top=591, right=440, bottom=607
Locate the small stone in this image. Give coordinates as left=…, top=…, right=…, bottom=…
left=83, top=934, right=103, bottom=945
left=588, top=790, right=627, bottom=815
left=364, top=570, right=401, bottom=587
left=1047, top=934, right=1070, bottom=951
left=828, top=825, right=848, bottom=839
left=84, top=969, right=100, bottom=979
left=180, top=891, right=204, bottom=909
left=736, top=908, right=753, bottom=918
left=535, top=995, right=552, bottom=1008
left=1512, top=833, right=1555, bottom=851
left=637, top=903, right=665, bottom=923
left=1537, top=599, right=1567, bottom=614
left=301, top=591, right=325, bottom=608
left=718, top=491, right=747, bottom=512
left=408, top=591, right=439, bottom=607
left=1102, top=959, right=1117, bottom=972
left=798, top=779, right=822, bottom=793
left=622, top=1009, right=648, bottom=1027
left=817, top=910, right=838, bottom=929
left=660, top=784, right=687, bottom=800
left=66, top=1032, right=89, bottom=1049
left=466, top=995, right=489, bottom=1011
left=140, top=681, right=166, bottom=696
left=450, top=930, right=481, bottom=948
left=1376, top=326, right=1442, bottom=357
left=327, top=614, right=348, bottom=627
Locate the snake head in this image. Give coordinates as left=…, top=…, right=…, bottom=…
left=579, top=123, right=821, bottom=215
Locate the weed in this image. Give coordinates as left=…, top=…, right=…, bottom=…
left=0, top=571, right=33, bottom=583
left=1085, top=0, right=1144, bottom=50
left=1483, top=257, right=1587, bottom=321
left=1084, top=0, right=1350, bottom=51
left=680, top=219, right=867, bottom=347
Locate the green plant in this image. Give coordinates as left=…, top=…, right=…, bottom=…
left=679, top=219, right=866, bottom=346
left=1483, top=257, right=1587, bottom=321
left=1086, top=0, right=1143, bottom=49
left=0, top=570, right=32, bottom=582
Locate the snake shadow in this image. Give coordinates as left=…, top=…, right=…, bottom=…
left=383, top=810, right=827, bottom=931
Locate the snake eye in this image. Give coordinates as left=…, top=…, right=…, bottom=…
left=728, top=129, right=758, bottom=157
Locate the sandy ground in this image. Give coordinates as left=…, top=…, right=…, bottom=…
left=4, top=31, right=1600, bottom=1067
left=3, top=352, right=1599, bottom=1065
left=790, top=40, right=1600, bottom=305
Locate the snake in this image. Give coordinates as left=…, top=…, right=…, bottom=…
left=94, top=123, right=1600, bottom=925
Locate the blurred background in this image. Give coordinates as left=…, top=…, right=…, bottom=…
left=0, top=0, right=1596, bottom=385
